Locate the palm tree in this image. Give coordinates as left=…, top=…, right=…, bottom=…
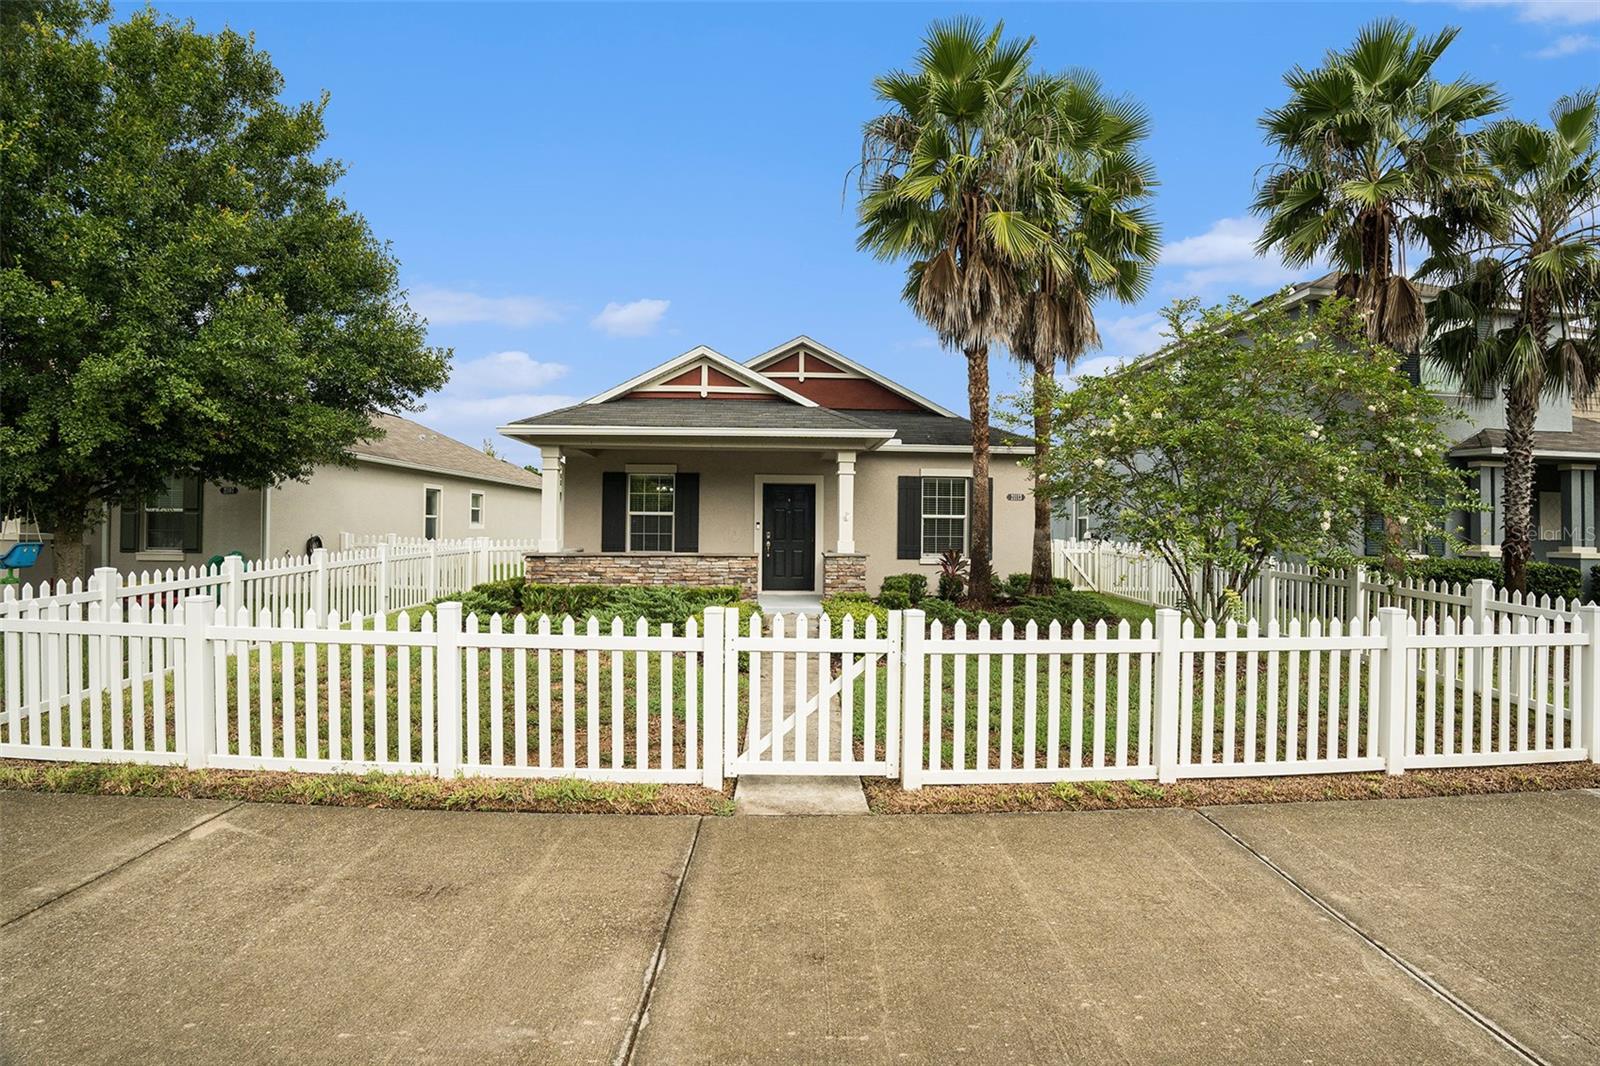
left=1253, top=18, right=1503, bottom=568
left=1426, top=91, right=1600, bottom=594
left=858, top=17, right=1042, bottom=606
left=1008, top=72, right=1160, bottom=593
left=1253, top=18, right=1503, bottom=353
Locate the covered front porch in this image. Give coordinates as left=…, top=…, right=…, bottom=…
left=1457, top=438, right=1598, bottom=582
left=521, top=440, right=881, bottom=598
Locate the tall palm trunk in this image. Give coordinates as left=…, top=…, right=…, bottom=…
left=966, top=344, right=993, bottom=607
left=1501, top=382, right=1537, bottom=595
left=1502, top=295, right=1553, bottom=596
left=1028, top=349, right=1054, bottom=594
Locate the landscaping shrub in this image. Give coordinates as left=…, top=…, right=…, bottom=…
left=1002, top=573, right=1031, bottom=598
left=1366, top=557, right=1584, bottom=602
left=1005, top=591, right=1123, bottom=630
left=821, top=596, right=890, bottom=633
left=1588, top=566, right=1600, bottom=605
left=442, top=581, right=744, bottom=628
left=877, top=589, right=912, bottom=610
left=879, top=572, right=927, bottom=603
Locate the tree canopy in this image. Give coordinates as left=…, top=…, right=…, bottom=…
left=1029, top=295, right=1473, bottom=622
left=0, top=1, right=449, bottom=578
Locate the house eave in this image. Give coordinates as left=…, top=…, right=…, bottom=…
left=497, top=423, right=897, bottom=451
left=350, top=452, right=542, bottom=491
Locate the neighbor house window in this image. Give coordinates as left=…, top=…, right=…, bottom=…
left=143, top=478, right=189, bottom=550
left=469, top=491, right=484, bottom=528
left=628, top=473, right=675, bottom=551
left=921, top=476, right=967, bottom=555
left=424, top=487, right=441, bottom=540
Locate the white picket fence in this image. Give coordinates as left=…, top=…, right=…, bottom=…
left=0, top=537, right=538, bottom=627
left=1055, top=539, right=1586, bottom=631
left=2, top=597, right=1594, bottom=789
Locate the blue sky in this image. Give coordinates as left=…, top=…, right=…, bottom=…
left=157, top=0, right=1600, bottom=465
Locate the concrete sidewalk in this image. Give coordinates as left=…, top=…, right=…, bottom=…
left=3, top=789, right=1594, bottom=1064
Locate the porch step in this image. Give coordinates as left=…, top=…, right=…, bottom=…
left=732, top=775, right=869, bottom=816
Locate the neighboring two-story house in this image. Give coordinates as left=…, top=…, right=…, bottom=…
left=1058, top=272, right=1599, bottom=586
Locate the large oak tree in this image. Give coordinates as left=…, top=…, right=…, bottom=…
left=1, top=1, right=449, bottom=582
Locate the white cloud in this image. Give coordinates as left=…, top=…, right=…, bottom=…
left=591, top=298, right=670, bottom=338
left=1159, top=216, right=1322, bottom=295
left=1533, top=31, right=1599, bottom=55
left=1094, top=311, right=1169, bottom=362
left=1470, top=0, right=1600, bottom=25
left=451, top=350, right=569, bottom=392
left=411, top=286, right=564, bottom=328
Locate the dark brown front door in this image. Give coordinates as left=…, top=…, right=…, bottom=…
left=761, top=484, right=815, bottom=591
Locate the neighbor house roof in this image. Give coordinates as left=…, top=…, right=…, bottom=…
left=354, top=413, right=543, bottom=490
left=1449, top=419, right=1600, bottom=460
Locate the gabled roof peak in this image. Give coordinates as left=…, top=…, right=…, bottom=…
left=582, top=344, right=817, bottom=407
left=746, top=335, right=958, bottom=419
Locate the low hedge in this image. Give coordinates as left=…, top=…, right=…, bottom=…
left=1366, top=557, right=1588, bottom=603
left=442, top=579, right=744, bottom=627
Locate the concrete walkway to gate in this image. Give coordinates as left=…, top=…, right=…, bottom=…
left=2, top=789, right=1596, bottom=1064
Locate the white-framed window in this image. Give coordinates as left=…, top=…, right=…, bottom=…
left=469, top=491, right=484, bottom=528
left=921, top=476, right=967, bottom=556
left=424, top=486, right=442, bottom=540
left=628, top=473, right=675, bottom=552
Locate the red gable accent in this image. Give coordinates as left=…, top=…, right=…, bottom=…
left=781, top=376, right=922, bottom=411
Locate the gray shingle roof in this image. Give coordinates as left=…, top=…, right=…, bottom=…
left=355, top=413, right=543, bottom=489
left=1450, top=419, right=1600, bottom=457
left=836, top=409, right=1032, bottom=448
left=507, top=398, right=884, bottom=433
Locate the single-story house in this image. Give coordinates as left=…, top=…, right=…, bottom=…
left=499, top=337, right=1035, bottom=599
left=9, top=413, right=542, bottom=583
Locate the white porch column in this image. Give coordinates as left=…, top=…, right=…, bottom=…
left=835, top=450, right=857, bottom=554
left=538, top=446, right=563, bottom=553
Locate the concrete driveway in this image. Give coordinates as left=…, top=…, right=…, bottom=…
left=2, top=789, right=1595, bottom=1065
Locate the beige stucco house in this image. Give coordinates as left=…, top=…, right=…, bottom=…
left=500, top=337, right=1034, bottom=600
left=64, top=413, right=540, bottom=578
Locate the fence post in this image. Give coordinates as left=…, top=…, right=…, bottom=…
left=476, top=537, right=492, bottom=584
left=181, top=595, right=217, bottom=768
left=93, top=566, right=118, bottom=620
left=900, top=608, right=926, bottom=790
left=311, top=547, right=329, bottom=622
left=1468, top=578, right=1493, bottom=692
left=220, top=555, right=244, bottom=620
left=435, top=601, right=462, bottom=778
left=376, top=543, right=392, bottom=613
left=426, top=539, right=439, bottom=601
left=1377, top=607, right=1410, bottom=776
left=1262, top=570, right=1278, bottom=633
left=1153, top=608, right=1183, bottom=783
left=701, top=605, right=727, bottom=789
left=1580, top=604, right=1600, bottom=764
left=1345, top=563, right=1367, bottom=621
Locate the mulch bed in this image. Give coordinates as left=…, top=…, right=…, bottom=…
left=862, top=762, right=1600, bottom=814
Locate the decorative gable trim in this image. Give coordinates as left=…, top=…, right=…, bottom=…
left=746, top=335, right=959, bottom=418
left=583, top=345, right=817, bottom=407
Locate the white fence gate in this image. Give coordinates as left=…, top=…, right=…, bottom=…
left=727, top=612, right=900, bottom=777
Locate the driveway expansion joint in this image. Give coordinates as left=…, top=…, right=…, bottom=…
left=1193, top=807, right=1549, bottom=1066
left=612, top=814, right=704, bottom=1066
left=0, top=799, right=244, bottom=931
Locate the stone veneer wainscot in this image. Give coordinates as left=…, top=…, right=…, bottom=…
left=524, top=552, right=759, bottom=597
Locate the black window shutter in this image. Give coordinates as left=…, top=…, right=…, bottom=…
left=181, top=477, right=204, bottom=553
left=896, top=477, right=921, bottom=559
left=601, top=472, right=627, bottom=552
left=119, top=504, right=139, bottom=553
left=674, top=473, right=699, bottom=552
